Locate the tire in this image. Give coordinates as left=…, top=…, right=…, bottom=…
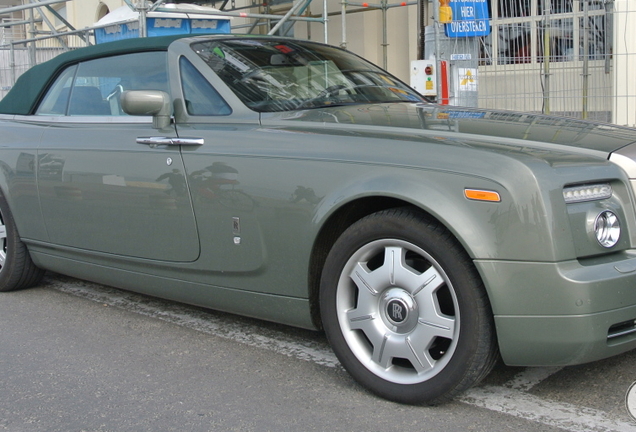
left=0, top=194, right=44, bottom=292
left=320, top=208, right=497, bottom=404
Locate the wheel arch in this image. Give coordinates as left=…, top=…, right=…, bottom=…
left=307, top=196, right=476, bottom=330
left=305, top=167, right=508, bottom=330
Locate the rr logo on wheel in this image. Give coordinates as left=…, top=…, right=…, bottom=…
left=392, top=304, right=404, bottom=320
left=387, top=300, right=406, bottom=323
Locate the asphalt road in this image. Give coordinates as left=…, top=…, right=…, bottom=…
left=1, top=273, right=635, bottom=432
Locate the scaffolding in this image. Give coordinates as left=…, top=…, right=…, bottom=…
left=0, top=0, right=420, bottom=73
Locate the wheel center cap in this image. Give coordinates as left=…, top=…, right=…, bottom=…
left=386, top=299, right=408, bottom=324
left=381, top=288, right=417, bottom=331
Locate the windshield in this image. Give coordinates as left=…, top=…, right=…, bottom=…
left=190, top=38, right=425, bottom=112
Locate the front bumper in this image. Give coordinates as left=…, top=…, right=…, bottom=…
left=475, top=252, right=636, bottom=366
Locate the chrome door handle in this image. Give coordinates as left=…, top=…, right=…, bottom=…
left=137, top=137, right=173, bottom=146
left=171, top=137, right=205, bottom=146
left=137, top=137, right=204, bottom=147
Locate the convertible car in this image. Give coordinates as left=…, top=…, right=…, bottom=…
left=1, top=34, right=636, bottom=405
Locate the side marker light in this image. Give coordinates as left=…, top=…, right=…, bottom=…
left=464, top=189, right=501, bottom=202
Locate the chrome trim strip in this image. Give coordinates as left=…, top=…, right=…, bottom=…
left=14, top=115, right=153, bottom=124
left=607, top=326, right=636, bottom=340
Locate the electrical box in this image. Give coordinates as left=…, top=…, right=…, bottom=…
left=410, top=59, right=437, bottom=97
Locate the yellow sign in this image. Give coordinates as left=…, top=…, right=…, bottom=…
left=461, top=70, right=474, bottom=86
left=458, top=68, right=477, bottom=91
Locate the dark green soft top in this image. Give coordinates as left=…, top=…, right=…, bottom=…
left=0, top=34, right=193, bottom=115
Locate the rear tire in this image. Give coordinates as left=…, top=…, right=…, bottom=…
left=0, top=194, right=44, bottom=292
left=320, top=208, right=497, bottom=404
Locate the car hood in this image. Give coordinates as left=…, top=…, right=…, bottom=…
left=261, top=103, right=636, bottom=157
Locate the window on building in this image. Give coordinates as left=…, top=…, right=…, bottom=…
left=96, top=3, right=110, bottom=22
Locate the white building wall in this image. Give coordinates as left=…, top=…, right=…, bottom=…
left=69, top=0, right=122, bottom=28
left=34, top=0, right=122, bottom=32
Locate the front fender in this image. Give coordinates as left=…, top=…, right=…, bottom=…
left=312, top=162, right=561, bottom=262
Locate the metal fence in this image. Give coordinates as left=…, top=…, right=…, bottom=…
left=0, top=30, right=92, bottom=99
left=480, top=0, right=612, bottom=122
left=429, top=0, right=636, bottom=126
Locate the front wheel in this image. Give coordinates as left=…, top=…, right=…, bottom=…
left=320, top=208, right=497, bottom=404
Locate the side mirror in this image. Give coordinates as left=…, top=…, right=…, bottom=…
left=121, top=90, right=172, bottom=130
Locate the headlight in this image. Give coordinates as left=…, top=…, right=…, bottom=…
left=563, top=183, right=612, bottom=203
left=594, top=210, right=620, bottom=248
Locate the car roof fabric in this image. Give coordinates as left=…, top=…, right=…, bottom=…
left=0, top=34, right=190, bottom=115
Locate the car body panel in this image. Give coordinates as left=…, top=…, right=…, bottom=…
left=257, top=109, right=635, bottom=262
left=0, top=119, right=48, bottom=241
left=25, top=241, right=315, bottom=329
left=495, top=304, right=636, bottom=366
left=34, top=119, right=200, bottom=261
left=263, top=103, right=636, bottom=154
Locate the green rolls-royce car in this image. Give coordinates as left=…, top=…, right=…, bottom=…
left=1, top=34, right=636, bottom=405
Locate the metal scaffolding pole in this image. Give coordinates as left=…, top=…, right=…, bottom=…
left=153, top=5, right=324, bottom=24
left=268, top=0, right=312, bottom=35
left=9, top=43, right=15, bottom=85
left=323, top=0, right=328, bottom=42
left=338, top=0, right=345, bottom=48
left=138, top=0, right=148, bottom=37
left=29, top=0, right=69, bottom=50
left=582, top=0, right=590, bottom=120
left=433, top=0, right=442, bottom=100
left=542, top=4, right=551, bottom=115
left=0, top=0, right=67, bottom=15
left=28, top=6, right=36, bottom=68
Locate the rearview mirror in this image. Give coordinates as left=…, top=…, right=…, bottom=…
left=121, top=90, right=172, bottom=130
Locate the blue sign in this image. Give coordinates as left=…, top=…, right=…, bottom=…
left=445, top=0, right=491, bottom=38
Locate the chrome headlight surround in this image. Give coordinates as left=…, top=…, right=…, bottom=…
left=594, top=210, right=620, bottom=248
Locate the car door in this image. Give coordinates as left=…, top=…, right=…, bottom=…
left=170, top=46, right=321, bottom=297
left=35, top=51, right=200, bottom=262
left=171, top=53, right=266, bottom=273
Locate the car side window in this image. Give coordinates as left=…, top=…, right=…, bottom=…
left=180, top=57, right=231, bottom=116
left=36, top=51, right=169, bottom=116
left=35, top=65, right=77, bottom=115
